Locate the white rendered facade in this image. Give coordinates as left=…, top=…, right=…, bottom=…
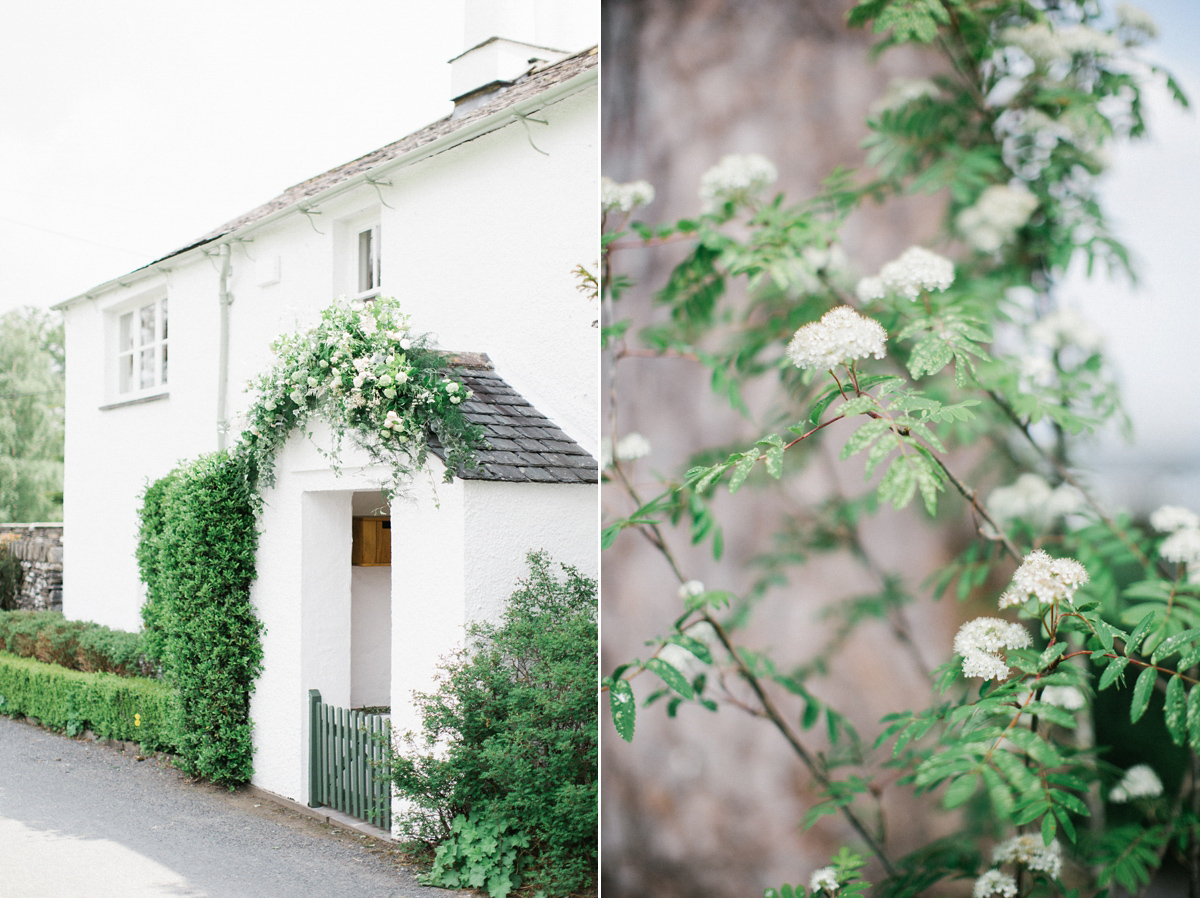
left=56, top=50, right=598, bottom=807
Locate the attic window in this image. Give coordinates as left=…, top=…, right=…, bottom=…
left=356, top=225, right=381, bottom=299
left=117, top=297, right=168, bottom=394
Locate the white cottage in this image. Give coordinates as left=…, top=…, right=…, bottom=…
left=53, top=7, right=597, bottom=821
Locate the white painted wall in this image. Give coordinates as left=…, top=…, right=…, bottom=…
left=60, top=73, right=596, bottom=635
left=58, top=58, right=598, bottom=807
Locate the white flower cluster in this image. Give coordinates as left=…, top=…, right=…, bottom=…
left=1040, top=685, right=1086, bottom=711
left=993, top=834, right=1063, bottom=879
left=601, top=176, right=656, bottom=214
left=657, top=622, right=720, bottom=682
left=678, top=580, right=705, bottom=600
left=956, top=185, right=1039, bottom=253
left=856, top=246, right=955, bottom=302
left=699, top=153, right=778, bottom=210
left=993, top=107, right=1076, bottom=181
left=973, top=869, right=1018, bottom=898
left=999, top=550, right=1089, bottom=609
left=1117, top=3, right=1158, bottom=44
left=1029, top=307, right=1104, bottom=355
left=601, top=432, right=652, bottom=468
left=1109, top=763, right=1163, bottom=803
left=871, top=77, right=940, bottom=115
left=1150, top=504, right=1200, bottom=576
left=786, top=306, right=888, bottom=372
left=954, top=617, right=1032, bottom=681
left=1001, top=22, right=1119, bottom=67
left=809, top=866, right=839, bottom=894
left=1151, top=505, right=1200, bottom=534
left=984, top=473, right=1082, bottom=537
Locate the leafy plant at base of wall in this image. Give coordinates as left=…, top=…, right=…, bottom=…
left=0, top=546, right=22, bottom=611
left=0, top=651, right=175, bottom=752
left=388, top=551, right=597, bottom=896
left=137, top=450, right=262, bottom=786
left=0, top=611, right=154, bottom=677
left=239, top=294, right=484, bottom=490
left=419, top=812, right=530, bottom=898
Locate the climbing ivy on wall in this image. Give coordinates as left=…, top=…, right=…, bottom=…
left=137, top=296, right=484, bottom=786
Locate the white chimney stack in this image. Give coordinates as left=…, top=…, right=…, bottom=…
left=449, top=0, right=596, bottom=110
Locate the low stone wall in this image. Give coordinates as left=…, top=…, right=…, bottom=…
left=0, top=524, right=63, bottom=612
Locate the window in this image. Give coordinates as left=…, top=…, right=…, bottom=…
left=117, top=297, right=168, bottom=394
left=355, top=224, right=381, bottom=299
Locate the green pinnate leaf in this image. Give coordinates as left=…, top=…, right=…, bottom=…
left=609, top=678, right=636, bottom=741
left=1165, top=675, right=1186, bottom=746
left=646, top=656, right=695, bottom=699
left=1130, top=665, right=1157, bottom=723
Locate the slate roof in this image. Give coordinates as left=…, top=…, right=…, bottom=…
left=430, top=354, right=597, bottom=484
left=154, top=46, right=599, bottom=267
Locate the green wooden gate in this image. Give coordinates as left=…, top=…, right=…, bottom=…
left=308, top=689, right=392, bottom=830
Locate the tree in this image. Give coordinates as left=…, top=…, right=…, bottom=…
left=0, top=307, right=64, bottom=522
left=603, top=1, right=1197, bottom=895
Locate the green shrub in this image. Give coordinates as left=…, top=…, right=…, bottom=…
left=0, top=650, right=175, bottom=751
left=0, top=610, right=154, bottom=677
left=137, top=449, right=263, bottom=787
left=389, top=551, right=597, bottom=897
left=0, top=544, right=22, bottom=611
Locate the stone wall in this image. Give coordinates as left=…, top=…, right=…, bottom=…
left=0, top=524, right=63, bottom=612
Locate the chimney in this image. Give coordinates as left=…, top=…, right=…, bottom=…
left=449, top=0, right=595, bottom=115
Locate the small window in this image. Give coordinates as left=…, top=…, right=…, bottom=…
left=356, top=225, right=381, bottom=299
left=117, top=297, right=168, bottom=394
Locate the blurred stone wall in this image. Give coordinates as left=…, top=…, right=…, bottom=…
left=0, top=524, right=64, bottom=612
left=601, top=1, right=971, bottom=895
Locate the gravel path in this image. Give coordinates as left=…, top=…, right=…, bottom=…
left=0, top=714, right=464, bottom=898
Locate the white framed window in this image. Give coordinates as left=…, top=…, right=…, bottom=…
left=116, top=296, right=169, bottom=395
left=355, top=223, right=381, bottom=300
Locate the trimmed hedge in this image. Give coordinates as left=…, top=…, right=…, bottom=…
left=0, top=650, right=175, bottom=751
left=137, top=450, right=263, bottom=786
left=0, top=611, right=155, bottom=677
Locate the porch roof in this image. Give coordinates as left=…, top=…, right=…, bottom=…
left=432, top=354, right=597, bottom=484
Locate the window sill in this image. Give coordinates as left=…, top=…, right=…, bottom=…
left=100, top=390, right=169, bottom=411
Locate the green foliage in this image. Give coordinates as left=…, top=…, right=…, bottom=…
left=0, top=610, right=154, bottom=677
left=0, top=650, right=175, bottom=751
left=388, top=552, right=597, bottom=896
left=0, top=308, right=64, bottom=521
left=420, top=812, right=530, bottom=898
left=137, top=450, right=262, bottom=787
left=240, top=294, right=483, bottom=488
left=602, top=0, right=1195, bottom=892
left=0, top=545, right=22, bottom=611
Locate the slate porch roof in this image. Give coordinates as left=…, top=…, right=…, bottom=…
left=430, top=354, right=596, bottom=485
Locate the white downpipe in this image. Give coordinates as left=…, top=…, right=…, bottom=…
left=216, top=243, right=232, bottom=451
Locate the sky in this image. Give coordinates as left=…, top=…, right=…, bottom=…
left=0, top=1, right=463, bottom=314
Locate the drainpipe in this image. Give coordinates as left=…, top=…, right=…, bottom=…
left=216, top=243, right=232, bottom=451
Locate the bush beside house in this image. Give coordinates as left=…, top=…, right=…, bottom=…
left=389, top=551, right=598, bottom=897
left=0, top=652, right=174, bottom=751
left=0, top=610, right=154, bottom=676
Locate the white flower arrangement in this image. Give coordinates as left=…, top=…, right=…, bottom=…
left=954, top=617, right=1033, bottom=681
left=992, top=834, right=1062, bottom=879
left=809, top=866, right=839, bottom=894
left=856, top=246, right=955, bottom=301
left=999, top=550, right=1089, bottom=609
left=973, top=869, right=1018, bottom=898
left=699, top=153, right=778, bottom=211
left=240, top=295, right=481, bottom=489
left=956, top=185, right=1039, bottom=253
left=1109, top=763, right=1163, bottom=802
left=602, top=176, right=656, bottom=214
left=786, top=306, right=888, bottom=372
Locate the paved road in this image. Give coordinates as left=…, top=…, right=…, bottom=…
left=0, top=715, right=463, bottom=897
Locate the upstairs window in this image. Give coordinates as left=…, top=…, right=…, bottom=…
left=356, top=224, right=381, bottom=299
left=118, top=297, right=168, bottom=394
